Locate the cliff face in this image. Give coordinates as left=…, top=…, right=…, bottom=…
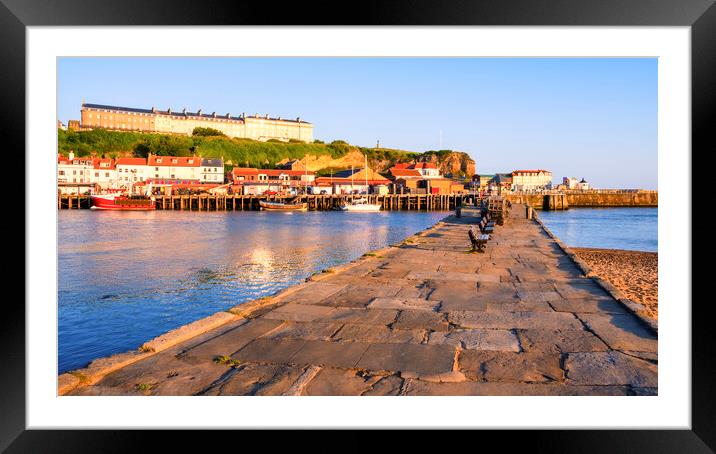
left=417, top=151, right=475, bottom=177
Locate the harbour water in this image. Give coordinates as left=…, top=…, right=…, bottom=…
left=537, top=207, right=657, bottom=252
left=58, top=210, right=448, bottom=373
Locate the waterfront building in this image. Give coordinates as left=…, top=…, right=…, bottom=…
left=90, top=158, right=117, bottom=189
left=314, top=167, right=391, bottom=195
left=200, top=158, right=224, bottom=184
left=79, top=103, right=313, bottom=142
left=58, top=152, right=95, bottom=185
left=147, top=155, right=201, bottom=182
left=115, top=157, right=149, bottom=187
left=231, top=167, right=316, bottom=195
left=511, top=169, right=553, bottom=191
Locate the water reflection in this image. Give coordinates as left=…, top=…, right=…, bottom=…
left=538, top=207, right=657, bottom=252
left=58, top=210, right=448, bottom=373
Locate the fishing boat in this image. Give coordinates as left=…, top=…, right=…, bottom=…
left=339, top=154, right=381, bottom=212
left=90, top=181, right=156, bottom=211
left=90, top=193, right=156, bottom=211
left=259, top=200, right=308, bottom=211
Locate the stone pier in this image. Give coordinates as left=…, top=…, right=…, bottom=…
left=62, top=204, right=657, bottom=396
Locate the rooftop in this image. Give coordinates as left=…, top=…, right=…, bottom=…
left=82, top=103, right=310, bottom=124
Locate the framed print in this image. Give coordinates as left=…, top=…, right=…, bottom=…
left=6, top=0, right=712, bottom=449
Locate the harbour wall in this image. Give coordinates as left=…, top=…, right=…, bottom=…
left=505, top=190, right=657, bottom=210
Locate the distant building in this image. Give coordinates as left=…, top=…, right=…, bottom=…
left=67, top=120, right=81, bottom=131
left=487, top=173, right=513, bottom=193
left=563, top=176, right=591, bottom=190
left=57, top=120, right=67, bottom=130
left=511, top=169, right=552, bottom=191
left=200, top=158, right=224, bottom=184
left=80, top=102, right=313, bottom=142
left=391, top=162, right=441, bottom=178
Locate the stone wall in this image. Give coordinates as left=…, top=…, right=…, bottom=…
left=505, top=190, right=657, bottom=210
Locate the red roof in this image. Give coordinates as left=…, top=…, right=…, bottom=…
left=148, top=156, right=200, bottom=167
left=413, top=162, right=437, bottom=169
left=232, top=167, right=314, bottom=177
left=392, top=163, right=412, bottom=170
left=92, top=158, right=116, bottom=170
left=389, top=168, right=423, bottom=177
left=314, top=177, right=390, bottom=185
left=232, top=167, right=259, bottom=175
left=116, top=157, right=147, bottom=166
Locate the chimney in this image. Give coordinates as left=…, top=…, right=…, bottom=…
left=226, top=112, right=231, bottom=118
left=212, top=112, right=216, bottom=118
left=151, top=106, right=156, bottom=113
left=182, top=108, right=186, bottom=114
left=241, top=112, right=245, bottom=119
left=167, top=107, right=172, bottom=114
left=68, top=151, right=74, bottom=160
left=265, top=113, right=269, bottom=119
left=296, top=117, right=300, bottom=122
left=197, top=109, right=202, bottom=116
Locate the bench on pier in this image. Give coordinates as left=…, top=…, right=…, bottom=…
left=478, top=216, right=494, bottom=235
left=468, top=225, right=490, bottom=252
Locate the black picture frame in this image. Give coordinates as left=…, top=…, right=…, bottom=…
left=5, top=0, right=710, bottom=449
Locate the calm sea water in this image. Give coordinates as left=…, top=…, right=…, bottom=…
left=58, top=210, right=448, bottom=373
left=537, top=207, right=657, bottom=252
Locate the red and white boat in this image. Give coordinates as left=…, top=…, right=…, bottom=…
left=90, top=193, right=156, bottom=211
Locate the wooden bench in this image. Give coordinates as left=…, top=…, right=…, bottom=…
left=478, top=217, right=494, bottom=235
left=468, top=225, right=489, bottom=252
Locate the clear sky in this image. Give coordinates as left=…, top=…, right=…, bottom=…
left=58, top=57, right=657, bottom=189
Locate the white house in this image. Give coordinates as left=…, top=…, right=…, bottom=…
left=200, top=158, right=224, bottom=183
left=116, top=157, right=149, bottom=187
left=511, top=169, right=553, bottom=191
left=147, top=155, right=200, bottom=181
left=58, top=152, right=94, bottom=184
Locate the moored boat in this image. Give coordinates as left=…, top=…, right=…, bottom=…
left=339, top=197, right=381, bottom=212
left=259, top=200, right=308, bottom=211
left=90, top=193, right=156, bottom=211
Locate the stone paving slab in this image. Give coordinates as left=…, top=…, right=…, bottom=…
left=65, top=204, right=657, bottom=396
left=428, top=329, right=520, bottom=352
left=355, top=343, right=456, bottom=376
left=448, top=310, right=584, bottom=330
left=577, top=313, right=658, bottom=352
left=564, top=351, right=658, bottom=387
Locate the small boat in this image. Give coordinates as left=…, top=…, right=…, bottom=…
left=339, top=153, right=381, bottom=212
left=90, top=193, right=156, bottom=211
left=339, top=197, right=381, bottom=212
left=259, top=200, right=308, bottom=211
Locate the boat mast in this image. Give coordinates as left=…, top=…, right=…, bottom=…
left=364, top=153, right=368, bottom=195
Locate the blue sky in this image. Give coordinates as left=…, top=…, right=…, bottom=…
left=58, top=58, right=657, bottom=189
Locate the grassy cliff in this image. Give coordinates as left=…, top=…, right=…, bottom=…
left=57, top=128, right=473, bottom=177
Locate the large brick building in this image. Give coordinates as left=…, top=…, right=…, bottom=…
left=79, top=102, right=313, bottom=142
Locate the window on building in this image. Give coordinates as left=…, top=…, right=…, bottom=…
left=73, top=170, right=76, bottom=175
left=105, top=172, right=110, bottom=177
left=95, top=172, right=99, bottom=177
left=59, top=170, right=65, bottom=175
